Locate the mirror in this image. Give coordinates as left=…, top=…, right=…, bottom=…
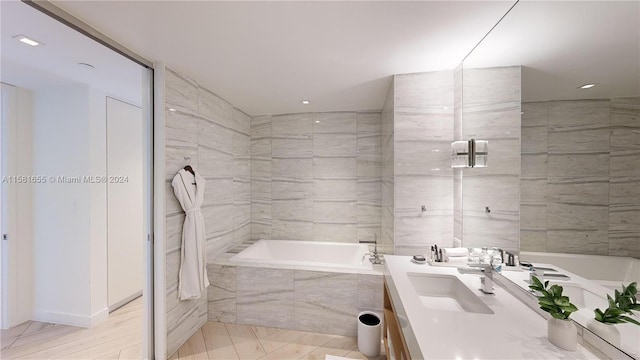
left=461, top=1, right=640, bottom=357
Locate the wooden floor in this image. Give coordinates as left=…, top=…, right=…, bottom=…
left=2, top=299, right=386, bottom=360
left=171, top=322, right=386, bottom=360
left=1, top=297, right=143, bottom=359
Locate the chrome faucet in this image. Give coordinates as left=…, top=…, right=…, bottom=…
left=470, top=263, right=495, bottom=294
left=360, top=234, right=384, bottom=265
left=458, top=261, right=495, bottom=294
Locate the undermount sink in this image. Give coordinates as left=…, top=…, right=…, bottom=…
left=407, top=272, right=494, bottom=315
left=524, top=279, right=608, bottom=310
left=553, top=283, right=608, bottom=310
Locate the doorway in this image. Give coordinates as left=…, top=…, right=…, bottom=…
left=0, top=1, right=153, bottom=358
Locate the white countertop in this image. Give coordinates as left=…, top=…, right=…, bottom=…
left=500, top=263, right=640, bottom=359
left=384, top=255, right=601, bottom=360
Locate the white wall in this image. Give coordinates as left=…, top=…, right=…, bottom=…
left=14, top=87, right=34, bottom=325
left=31, top=84, right=116, bottom=326
left=31, top=84, right=143, bottom=327
left=89, top=88, right=108, bottom=323
left=32, top=84, right=93, bottom=326
left=0, top=84, right=34, bottom=329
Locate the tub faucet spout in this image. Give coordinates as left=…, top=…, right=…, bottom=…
left=359, top=235, right=384, bottom=265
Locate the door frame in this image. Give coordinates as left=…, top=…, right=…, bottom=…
left=18, top=1, right=157, bottom=358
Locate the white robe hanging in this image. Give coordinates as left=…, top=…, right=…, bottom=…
left=172, top=169, right=209, bottom=300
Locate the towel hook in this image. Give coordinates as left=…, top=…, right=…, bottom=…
left=184, top=156, right=191, bottom=164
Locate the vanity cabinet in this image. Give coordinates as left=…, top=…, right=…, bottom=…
left=383, top=279, right=411, bottom=360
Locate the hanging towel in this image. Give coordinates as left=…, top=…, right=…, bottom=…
left=172, top=169, right=209, bottom=300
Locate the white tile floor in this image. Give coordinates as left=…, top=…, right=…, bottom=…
left=171, top=322, right=386, bottom=360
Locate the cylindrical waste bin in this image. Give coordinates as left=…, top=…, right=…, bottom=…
left=357, top=311, right=381, bottom=357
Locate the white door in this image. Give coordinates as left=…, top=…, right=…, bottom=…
left=106, top=97, right=144, bottom=309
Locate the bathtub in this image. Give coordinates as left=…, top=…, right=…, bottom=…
left=209, top=239, right=384, bottom=336
left=229, top=239, right=374, bottom=271
left=520, top=251, right=640, bottom=288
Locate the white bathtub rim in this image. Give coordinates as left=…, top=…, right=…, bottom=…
left=213, top=251, right=384, bottom=276
left=226, top=239, right=382, bottom=275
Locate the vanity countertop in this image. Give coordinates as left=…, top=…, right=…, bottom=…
left=500, top=263, right=640, bottom=359
left=384, top=255, right=600, bottom=360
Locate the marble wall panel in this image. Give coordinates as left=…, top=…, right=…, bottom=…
left=394, top=71, right=454, bottom=253
left=462, top=66, right=521, bottom=252
left=250, top=111, right=381, bottom=244
left=520, top=98, right=640, bottom=257
left=236, top=267, right=294, bottom=329
left=208, top=265, right=382, bottom=337
left=164, top=66, right=253, bottom=356
left=207, top=264, right=236, bottom=323
left=381, top=79, right=395, bottom=250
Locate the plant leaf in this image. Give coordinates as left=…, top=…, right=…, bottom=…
left=530, top=275, right=543, bottom=289
left=561, top=304, right=578, bottom=314
left=607, top=308, right=626, bottom=317
left=595, top=308, right=604, bottom=322
left=620, top=315, right=640, bottom=326
left=539, top=298, right=555, bottom=306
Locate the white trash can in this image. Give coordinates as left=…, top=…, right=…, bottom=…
left=357, top=311, right=381, bottom=357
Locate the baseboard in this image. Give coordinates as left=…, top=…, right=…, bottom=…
left=32, top=307, right=110, bottom=328
left=90, top=307, right=110, bottom=327
left=32, top=310, right=92, bottom=328
left=108, top=291, right=142, bottom=313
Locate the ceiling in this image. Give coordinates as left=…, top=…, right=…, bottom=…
left=0, top=1, right=144, bottom=105
left=464, top=0, right=640, bottom=102
left=6, top=1, right=634, bottom=114
left=52, top=1, right=517, bottom=115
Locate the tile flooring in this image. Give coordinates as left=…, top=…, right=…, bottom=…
left=171, top=322, right=386, bottom=360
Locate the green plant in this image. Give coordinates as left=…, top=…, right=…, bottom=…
left=529, top=275, right=578, bottom=320
left=615, top=282, right=640, bottom=315
left=594, top=282, right=640, bottom=326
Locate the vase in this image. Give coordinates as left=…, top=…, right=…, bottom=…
left=587, top=319, right=621, bottom=347
left=547, top=318, right=577, bottom=351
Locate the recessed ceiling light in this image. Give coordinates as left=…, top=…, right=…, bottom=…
left=78, top=62, right=95, bottom=69
left=302, top=100, right=310, bottom=105
left=315, top=120, right=320, bottom=123
left=168, top=108, right=176, bottom=112
left=579, top=83, right=596, bottom=89
left=13, top=34, right=42, bottom=47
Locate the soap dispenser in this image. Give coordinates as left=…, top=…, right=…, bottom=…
left=480, top=247, right=490, bottom=264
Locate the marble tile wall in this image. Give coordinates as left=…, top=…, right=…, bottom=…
left=164, top=67, right=251, bottom=356
left=454, top=65, right=463, bottom=243
left=249, top=111, right=382, bottom=245
left=381, top=79, right=395, bottom=253
left=461, top=66, right=521, bottom=252
left=207, top=264, right=383, bottom=336
left=393, top=71, right=455, bottom=255
left=520, top=97, right=640, bottom=258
